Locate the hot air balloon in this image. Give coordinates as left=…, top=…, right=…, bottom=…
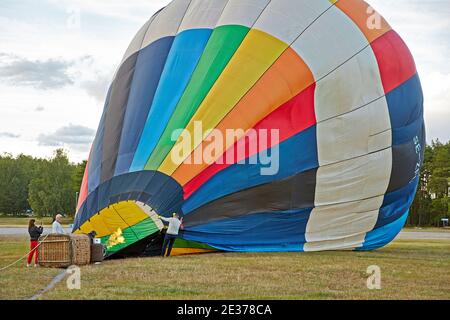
left=73, top=0, right=425, bottom=257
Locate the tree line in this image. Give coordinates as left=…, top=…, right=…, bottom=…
left=410, top=140, right=450, bottom=227
left=0, top=149, right=86, bottom=217
left=0, top=141, right=449, bottom=225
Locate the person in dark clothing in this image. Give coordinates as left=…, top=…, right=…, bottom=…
left=27, top=219, right=43, bottom=267
left=87, top=231, right=97, bottom=244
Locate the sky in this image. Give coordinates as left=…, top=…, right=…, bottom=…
left=0, top=0, right=449, bottom=163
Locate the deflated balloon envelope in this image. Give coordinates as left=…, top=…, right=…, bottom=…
left=73, top=0, right=425, bottom=256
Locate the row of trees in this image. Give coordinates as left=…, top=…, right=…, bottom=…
left=410, top=140, right=450, bottom=227
left=0, top=149, right=86, bottom=217
left=0, top=141, right=449, bottom=225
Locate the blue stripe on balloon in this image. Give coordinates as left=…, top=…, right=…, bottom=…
left=377, top=176, right=419, bottom=229
left=114, top=36, right=175, bottom=176
left=370, top=73, right=424, bottom=243
left=357, top=210, right=408, bottom=251
left=181, top=208, right=311, bottom=252
left=182, top=125, right=318, bottom=214
left=385, top=73, right=424, bottom=191
left=130, top=28, right=213, bottom=172
left=385, top=74, right=423, bottom=146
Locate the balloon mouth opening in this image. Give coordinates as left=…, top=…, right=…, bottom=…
left=74, top=200, right=165, bottom=257
left=72, top=171, right=185, bottom=257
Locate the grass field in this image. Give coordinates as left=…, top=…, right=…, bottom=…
left=0, top=216, right=73, bottom=227
left=0, top=235, right=449, bottom=300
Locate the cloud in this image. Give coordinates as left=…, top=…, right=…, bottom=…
left=0, top=53, right=75, bottom=89
left=79, top=73, right=111, bottom=102
left=0, top=132, right=21, bottom=139
left=0, top=53, right=111, bottom=101
left=60, top=54, right=112, bottom=102
left=421, top=71, right=450, bottom=143
left=38, top=124, right=95, bottom=151
left=46, top=0, right=170, bottom=23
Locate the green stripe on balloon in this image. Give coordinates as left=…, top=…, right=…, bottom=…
left=144, top=24, right=250, bottom=170
left=173, top=238, right=216, bottom=250
left=101, top=217, right=160, bottom=255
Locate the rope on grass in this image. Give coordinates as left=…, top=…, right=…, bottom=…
left=0, top=233, right=50, bottom=272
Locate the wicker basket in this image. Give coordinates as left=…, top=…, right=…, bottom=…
left=38, top=234, right=91, bottom=268
left=71, top=234, right=91, bottom=265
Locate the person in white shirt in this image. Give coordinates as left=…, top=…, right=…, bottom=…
left=52, top=214, right=66, bottom=234
left=158, top=213, right=183, bottom=257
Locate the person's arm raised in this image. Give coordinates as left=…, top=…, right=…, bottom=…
left=158, top=216, right=169, bottom=223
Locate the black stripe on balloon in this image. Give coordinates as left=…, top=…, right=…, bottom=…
left=387, top=120, right=425, bottom=193
left=100, top=52, right=140, bottom=184
left=87, top=86, right=111, bottom=193
left=183, top=168, right=318, bottom=228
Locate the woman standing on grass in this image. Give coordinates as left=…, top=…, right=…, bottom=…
left=27, top=219, right=43, bottom=267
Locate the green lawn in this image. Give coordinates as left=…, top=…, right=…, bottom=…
left=0, top=216, right=73, bottom=227
left=0, top=235, right=449, bottom=300
left=0, top=235, right=62, bottom=300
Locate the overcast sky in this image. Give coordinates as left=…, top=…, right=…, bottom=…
left=0, top=0, right=449, bottom=163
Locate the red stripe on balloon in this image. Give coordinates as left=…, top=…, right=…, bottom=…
left=76, top=155, right=90, bottom=212
left=371, top=30, right=417, bottom=94
left=183, top=83, right=316, bottom=200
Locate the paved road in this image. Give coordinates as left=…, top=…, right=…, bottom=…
left=395, top=231, right=450, bottom=240
left=1, top=227, right=449, bottom=240
left=0, top=227, right=72, bottom=235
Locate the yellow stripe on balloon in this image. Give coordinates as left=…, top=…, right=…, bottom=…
left=75, top=201, right=149, bottom=238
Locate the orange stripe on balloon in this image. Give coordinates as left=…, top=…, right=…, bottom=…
left=170, top=248, right=218, bottom=256
left=172, top=47, right=314, bottom=186
left=336, top=0, right=391, bottom=43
